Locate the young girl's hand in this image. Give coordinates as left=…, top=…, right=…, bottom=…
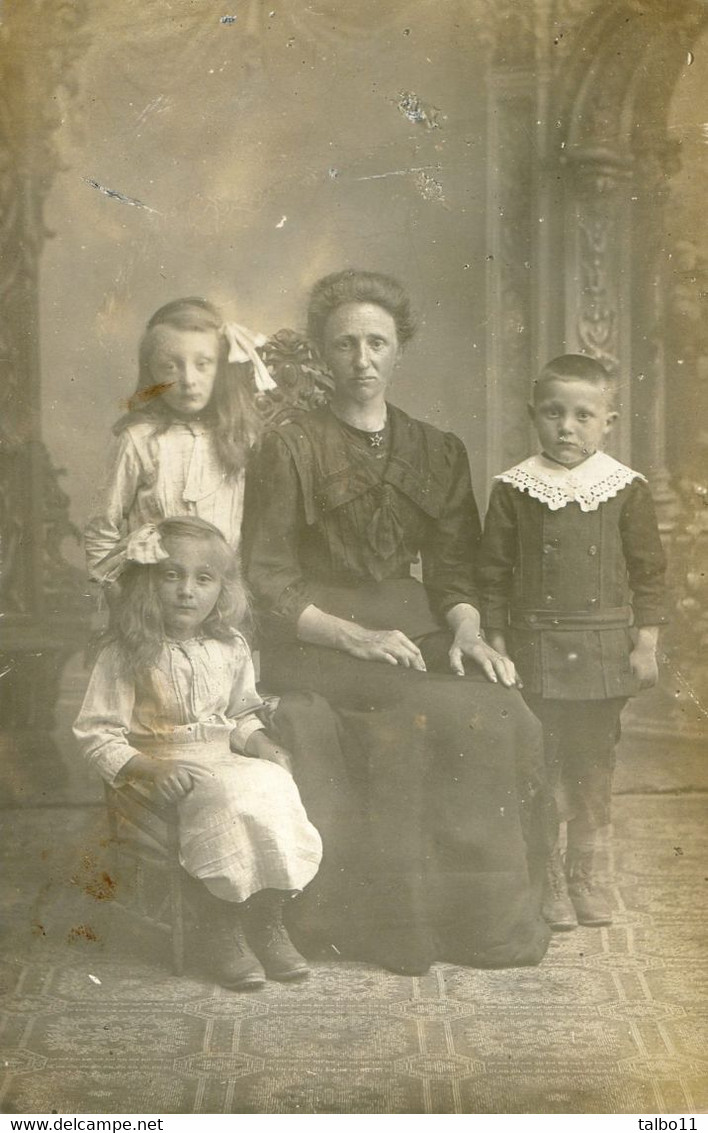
left=630, top=646, right=659, bottom=690
left=119, top=753, right=198, bottom=803
left=242, top=730, right=293, bottom=773
left=151, top=762, right=197, bottom=802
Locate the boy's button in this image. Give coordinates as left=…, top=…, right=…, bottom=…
left=587, top=597, right=598, bottom=606
left=543, top=543, right=554, bottom=555
left=528, top=614, right=538, bottom=624
left=588, top=544, right=598, bottom=555
left=545, top=594, right=554, bottom=603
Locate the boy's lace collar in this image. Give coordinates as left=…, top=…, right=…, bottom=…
left=495, top=452, right=645, bottom=512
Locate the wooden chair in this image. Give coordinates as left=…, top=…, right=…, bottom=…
left=255, top=328, right=331, bottom=426
left=103, top=782, right=188, bottom=975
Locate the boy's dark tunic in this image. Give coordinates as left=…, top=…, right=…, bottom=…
left=479, top=452, right=667, bottom=827
left=244, top=405, right=551, bottom=971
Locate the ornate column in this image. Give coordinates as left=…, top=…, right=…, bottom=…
left=481, top=6, right=538, bottom=486
left=0, top=1, right=91, bottom=729
left=554, top=0, right=708, bottom=515
left=562, top=152, right=633, bottom=454
left=630, top=138, right=683, bottom=530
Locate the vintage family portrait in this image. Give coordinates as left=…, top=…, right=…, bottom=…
left=0, top=0, right=706, bottom=1118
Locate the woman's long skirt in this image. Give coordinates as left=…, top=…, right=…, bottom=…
left=265, top=631, right=552, bottom=973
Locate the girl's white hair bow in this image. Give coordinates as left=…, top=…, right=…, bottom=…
left=126, top=523, right=170, bottom=566
left=98, top=523, right=169, bottom=585
left=222, top=322, right=277, bottom=392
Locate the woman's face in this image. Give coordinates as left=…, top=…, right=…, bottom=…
left=320, top=302, right=400, bottom=408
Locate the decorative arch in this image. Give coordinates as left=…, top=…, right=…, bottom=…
left=483, top=0, right=707, bottom=519
left=553, top=0, right=707, bottom=514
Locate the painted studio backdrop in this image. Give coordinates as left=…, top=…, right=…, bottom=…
left=0, top=0, right=706, bottom=1116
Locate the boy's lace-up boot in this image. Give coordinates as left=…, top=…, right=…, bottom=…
left=245, top=891, right=310, bottom=981
left=566, top=842, right=613, bottom=927
left=211, top=901, right=266, bottom=990
left=542, top=846, right=577, bottom=931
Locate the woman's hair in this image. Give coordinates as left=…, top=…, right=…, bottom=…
left=534, top=353, right=616, bottom=406
left=307, top=270, right=417, bottom=350
left=108, top=517, right=250, bottom=677
left=114, top=297, right=260, bottom=474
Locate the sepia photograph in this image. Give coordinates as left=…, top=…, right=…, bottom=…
left=0, top=0, right=706, bottom=1118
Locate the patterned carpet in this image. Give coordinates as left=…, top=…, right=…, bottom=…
left=0, top=790, right=706, bottom=1115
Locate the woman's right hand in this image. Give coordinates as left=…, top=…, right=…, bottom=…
left=339, top=624, right=427, bottom=670
left=297, top=604, right=426, bottom=669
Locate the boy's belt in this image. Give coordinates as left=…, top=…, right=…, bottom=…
left=510, top=606, right=632, bottom=630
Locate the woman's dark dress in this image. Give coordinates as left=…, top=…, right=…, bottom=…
left=244, top=404, right=550, bottom=971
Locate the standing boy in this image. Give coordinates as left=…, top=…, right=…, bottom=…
left=479, top=355, right=667, bottom=929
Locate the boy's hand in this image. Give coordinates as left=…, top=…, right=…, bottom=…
left=630, top=646, right=659, bottom=690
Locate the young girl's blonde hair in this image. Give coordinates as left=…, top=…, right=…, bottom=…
left=115, top=298, right=261, bottom=474
left=109, top=517, right=251, bottom=676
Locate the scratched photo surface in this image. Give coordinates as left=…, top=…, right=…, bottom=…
left=1, top=0, right=706, bottom=1116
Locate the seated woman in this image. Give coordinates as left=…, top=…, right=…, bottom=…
left=243, top=269, right=551, bottom=976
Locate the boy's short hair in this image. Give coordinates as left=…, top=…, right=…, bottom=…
left=533, top=353, right=616, bottom=406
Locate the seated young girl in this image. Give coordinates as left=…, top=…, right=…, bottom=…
left=73, top=516, right=323, bottom=991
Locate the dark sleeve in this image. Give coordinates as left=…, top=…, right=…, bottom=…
left=242, top=430, right=317, bottom=634
left=477, top=481, right=518, bottom=632
left=620, top=478, right=668, bottom=626
left=420, top=432, right=481, bottom=618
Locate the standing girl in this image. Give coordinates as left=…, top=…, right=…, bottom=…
left=74, top=516, right=323, bottom=989
left=85, top=297, right=273, bottom=585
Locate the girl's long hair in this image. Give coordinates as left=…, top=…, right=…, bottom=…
left=114, top=298, right=261, bottom=475
left=107, top=517, right=251, bottom=678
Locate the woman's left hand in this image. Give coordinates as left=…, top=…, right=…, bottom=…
left=449, top=623, right=519, bottom=687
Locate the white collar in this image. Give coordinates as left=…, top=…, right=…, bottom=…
left=495, top=451, right=645, bottom=512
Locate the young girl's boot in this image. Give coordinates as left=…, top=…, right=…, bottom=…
left=542, top=845, right=577, bottom=931
left=566, top=826, right=613, bottom=927
left=210, top=899, right=266, bottom=990
left=245, top=890, right=309, bottom=981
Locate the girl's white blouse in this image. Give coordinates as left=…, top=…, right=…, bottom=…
left=85, top=420, right=244, bottom=581
left=73, top=634, right=266, bottom=784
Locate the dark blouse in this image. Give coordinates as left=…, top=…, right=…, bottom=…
left=243, top=404, right=481, bottom=640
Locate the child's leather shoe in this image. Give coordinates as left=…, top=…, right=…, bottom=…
left=246, top=891, right=310, bottom=981
left=542, top=848, right=577, bottom=931
left=567, top=850, right=613, bottom=926
left=211, top=905, right=266, bottom=990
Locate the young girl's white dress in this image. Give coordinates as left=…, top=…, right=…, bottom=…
left=84, top=421, right=245, bottom=582
left=73, top=633, right=323, bottom=902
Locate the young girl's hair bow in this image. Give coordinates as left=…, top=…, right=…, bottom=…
left=98, top=523, right=170, bottom=585
left=222, top=322, right=278, bottom=393
left=125, top=523, right=171, bottom=565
